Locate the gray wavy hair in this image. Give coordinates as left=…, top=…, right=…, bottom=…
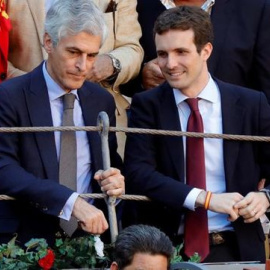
left=44, top=0, right=108, bottom=47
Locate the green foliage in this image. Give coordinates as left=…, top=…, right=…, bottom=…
left=53, top=235, right=110, bottom=269
left=0, top=237, right=49, bottom=270
left=0, top=235, right=110, bottom=269
left=188, top=252, right=201, bottom=263
left=171, top=243, right=201, bottom=264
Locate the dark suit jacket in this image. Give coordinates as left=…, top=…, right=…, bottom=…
left=0, top=63, right=122, bottom=245
left=124, top=79, right=270, bottom=262
left=121, top=0, right=270, bottom=101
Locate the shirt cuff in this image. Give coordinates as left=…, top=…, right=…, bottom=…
left=58, top=192, right=80, bottom=221
left=183, top=188, right=203, bottom=211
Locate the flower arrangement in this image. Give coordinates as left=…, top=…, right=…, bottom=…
left=0, top=236, right=200, bottom=269
left=0, top=235, right=111, bottom=270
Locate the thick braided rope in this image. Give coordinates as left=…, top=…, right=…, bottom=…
left=1, top=124, right=270, bottom=201
left=0, top=125, right=269, bottom=142
left=0, top=194, right=150, bottom=201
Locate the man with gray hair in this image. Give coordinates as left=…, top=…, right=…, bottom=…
left=0, top=0, right=124, bottom=246
left=6, top=0, right=143, bottom=158
left=110, top=224, right=173, bottom=270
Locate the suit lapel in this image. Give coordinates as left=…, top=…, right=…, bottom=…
left=27, top=0, right=47, bottom=59
left=78, top=86, right=103, bottom=173
left=158, top=83, right=184, bottom=181
left=218, top=80, right=245, bottom=187
left=25, top=63, right=59, bottom=181
left=209, top=0, right=234, bottom=72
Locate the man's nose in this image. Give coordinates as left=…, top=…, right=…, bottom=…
left=166, top=54, right=177, bottom=69
left=76, top=55, right=87, bottom=71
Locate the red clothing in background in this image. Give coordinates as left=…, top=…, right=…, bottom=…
left=0, top=0, right=11, bottom=83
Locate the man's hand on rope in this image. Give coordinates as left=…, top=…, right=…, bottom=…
left=72, top=197, right=109, bottom=234
left=234, top=192, right=270, bottom=223
left=94, top=168, right=125, bottom=197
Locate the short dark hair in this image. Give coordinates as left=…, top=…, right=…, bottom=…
left=153, top=6, right=214, bottom=53
left=113, top=224, right=173, bottom=269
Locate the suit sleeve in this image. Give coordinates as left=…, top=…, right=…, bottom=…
left=124, top=94, right=193, bottom=210
left=250, top=0, right=270, bottom=101
left=106, top=93, right=123, bottom=170
left=258, top=92, right=270, bottom=180
left=101, top=0, right=143, bottom=90
left=7, top=61, right=27, bottom=78
left=0, top=85, right=73, bottom=217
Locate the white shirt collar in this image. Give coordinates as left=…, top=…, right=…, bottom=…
left=45, top=0, right=55, bottom=13
left=160, top=0, right=176, bottom=9
left=42, top=61, right=79, bottom=102
left=160, top=0, right=215, bottom=14
left=173, top=74, right=219, bottom=105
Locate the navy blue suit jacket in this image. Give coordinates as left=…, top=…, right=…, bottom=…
left=0, top=63, right=122, bottom=245
left=121, top=0, right=270, bottom=101
left=124, top=79, right=270, bottom=262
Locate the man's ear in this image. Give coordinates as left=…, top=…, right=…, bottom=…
left=202, top=42, right=213, bottom=61
left=43, top=32, right=54, bottom=53
left=110, top=261, right=119, bottom=270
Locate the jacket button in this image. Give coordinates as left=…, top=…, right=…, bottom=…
left=42, top=207, right=48, bottom=211
left=35, top=203, right=40, bottom=208
left=0, top=73, right=7, bottom=81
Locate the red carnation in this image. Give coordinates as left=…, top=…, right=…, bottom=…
left=38, top=249, right=55, bottom=270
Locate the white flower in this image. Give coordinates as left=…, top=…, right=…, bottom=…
left=94, top=236, right=104, bottom=257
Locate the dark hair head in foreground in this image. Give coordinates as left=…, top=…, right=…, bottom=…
left=111, top=224, right=173, bottom=270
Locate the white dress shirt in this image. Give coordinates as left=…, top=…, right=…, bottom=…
left=45, top=0, right=54, bottom=13
left=160, top=0, right=215, bottom=14
left=43, top=62, right=92, bottom=221
left=173, top=75, right=232, bottom=232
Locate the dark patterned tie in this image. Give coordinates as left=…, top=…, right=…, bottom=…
left=184, top=98, right=209, bottom=261
left=59, top=93, right=78, bottom=236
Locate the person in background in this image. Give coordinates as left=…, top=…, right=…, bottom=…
left=110, top=224, right=173, bottom=270
left=5, top=0, right=143, bottom=157
left=120, top=0, right=270, bottom=102
left=0, top=0, right=11, bottom=83
left=124, top=6, right=270, bottom=263
left=0, top=0, right=124, bottom=246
